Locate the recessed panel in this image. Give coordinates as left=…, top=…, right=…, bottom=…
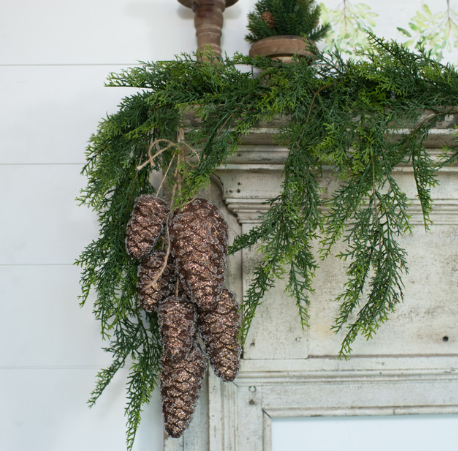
left=273, top=415, right=458, bottom=451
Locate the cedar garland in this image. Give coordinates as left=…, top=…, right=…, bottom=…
left=77, top=35, right=458, bottom=450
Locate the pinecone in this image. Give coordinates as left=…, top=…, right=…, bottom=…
left=126, top=195, right=169, bottom=260
left=158, top=296, right=196, bottom=362
left=161, top=342, right=207, bottom=438
left=170, top=198, right=228, bottom=312
left=198, top=288, right=241, bottom=382
left=137, top=250, right=177, bottom=312
left=261, top=11, right=275, bottom=28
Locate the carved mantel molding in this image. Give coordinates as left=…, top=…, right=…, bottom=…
left=212, top=113, right=458, bottom=225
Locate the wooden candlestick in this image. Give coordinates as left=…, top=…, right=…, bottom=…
left=178, top=0, right=239, bottom=58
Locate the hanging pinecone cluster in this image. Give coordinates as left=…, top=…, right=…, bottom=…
left=126, top=195, right=241, bottom=438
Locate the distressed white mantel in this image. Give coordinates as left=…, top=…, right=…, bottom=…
left=165, top=113, right=458, bottom=450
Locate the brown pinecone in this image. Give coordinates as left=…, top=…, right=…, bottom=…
left=161, top=342, right=207, bottom=438
left=158, top=296, right=196, bottom=362
left=137, top=250, right=177, bottom=312
left=170, top=198, right=228, bottom=312
left=261, top=11, right=275, bottom=28
left=197, top=288, right=241, bottom=382
left=126, top=195, right=169, bottom=260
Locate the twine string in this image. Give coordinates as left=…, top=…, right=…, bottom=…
left=137, top=137, right=200, bottom=172
left=155, top=154, right=176, bottom=198
left=136, top=139, right=177, bottom=171
left=141, top=129, right=196, bottom=290
left=144, top=213, right=172, bottom=289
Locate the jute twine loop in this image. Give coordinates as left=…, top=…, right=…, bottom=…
left=136, top=136, right=200, bottom=172
left=143, top=129, right=193, bottom=289
left=145, top=212, right=172, bottom=289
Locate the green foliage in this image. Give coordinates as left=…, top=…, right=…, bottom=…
left=246, top=0, right=331, bottom=43
left=75, top=88, right=174, bottom=450
left=78, top=36, right=458, bottom=447
left=320, top=1, right=378, bottom=55
left=398, top=2, right=458, bottom=65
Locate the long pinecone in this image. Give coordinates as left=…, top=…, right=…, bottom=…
left=198, top=288, right=241, bottom=382
left=137, top=250, right=176, bottom=312
left=161, top=342, right=207, bottom=438
left=126, top=195, right=169, bottom=259
left=158, top=296, right=196, bottom=362
left=170, top=198, right=228, bottom=312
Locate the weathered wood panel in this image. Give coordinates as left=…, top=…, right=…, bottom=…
left=168, top=117, right=458, bottom=450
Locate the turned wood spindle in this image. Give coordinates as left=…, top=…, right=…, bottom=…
left=178, top=0, right=238, bottom=59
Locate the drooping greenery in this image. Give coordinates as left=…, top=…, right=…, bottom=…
left=77, top=35, right=458, bottom=449
left=245, top=0, right=331, bottom=44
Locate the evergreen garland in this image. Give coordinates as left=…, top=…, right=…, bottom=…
left=77, top=36, right=458, bottom=449
left=245, top=0, right=331, bottom=43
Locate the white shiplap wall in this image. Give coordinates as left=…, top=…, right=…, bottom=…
left=4, top=1, right=456, bottom=450
left=0, top=1, right=253, bottom=450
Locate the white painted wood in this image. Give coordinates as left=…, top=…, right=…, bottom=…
left=271, top=412, right=458, bottom=451
left=0, top=165, right=98, bottom=265
left=238, top=355, right=458, bottom=380
left=267, top=406, right=458, bottom=418
left=0, top=367, right=163, bottom=451
left=233, top=370, right=458, bottom=451
left=309, top=225, right=458, bottom=356
left=0, top=0, right=193, bottom=65
left=0, top=0, right=256, bottom=66
left=0, top=265, right=112, bottom=367
left=240, top=228, right=309, bottom=360
left=3, top=0, right=458, bottom=449
left=0, top=66, right=141, bottom=164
